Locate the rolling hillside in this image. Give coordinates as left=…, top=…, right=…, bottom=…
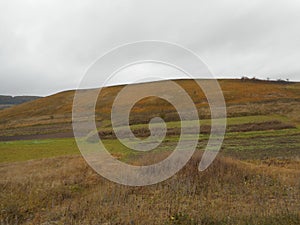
left=0, top=79, right=299, bottom=139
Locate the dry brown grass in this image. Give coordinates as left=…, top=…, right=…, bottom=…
left=1, top=152, right=299, bottom=224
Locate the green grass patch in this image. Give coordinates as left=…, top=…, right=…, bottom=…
left=0, top=138, right=140, bottom=163
left=0, top=138, right=79, bottom=163
left=224, top=127, right=300, bottom=139
left=1, top=127, right=299, bottom=163
left=99, top=114, right=290, bottom=131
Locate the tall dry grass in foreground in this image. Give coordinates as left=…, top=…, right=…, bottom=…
left=1, top=152, right=299, bottom=224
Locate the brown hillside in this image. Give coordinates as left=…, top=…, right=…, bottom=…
left=0, top=79, right=299, bottom=137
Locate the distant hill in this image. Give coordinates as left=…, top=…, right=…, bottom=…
left=0, top=95, right=41, bottom=110
left=0, top=95, right=41, bottom=105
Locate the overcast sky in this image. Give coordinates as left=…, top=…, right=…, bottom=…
left=0, top=0, right=300, bottom=96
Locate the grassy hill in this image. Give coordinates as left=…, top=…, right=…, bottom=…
left=0, top=79, right=299, bottom=139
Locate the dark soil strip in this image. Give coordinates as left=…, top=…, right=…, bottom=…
left=0, top=132, right=74, bottom=142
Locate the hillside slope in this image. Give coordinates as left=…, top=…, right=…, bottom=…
left=0, top=79, right=299, bottom=138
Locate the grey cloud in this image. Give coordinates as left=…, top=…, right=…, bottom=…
left=0, top=0, right=299, bottom=96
